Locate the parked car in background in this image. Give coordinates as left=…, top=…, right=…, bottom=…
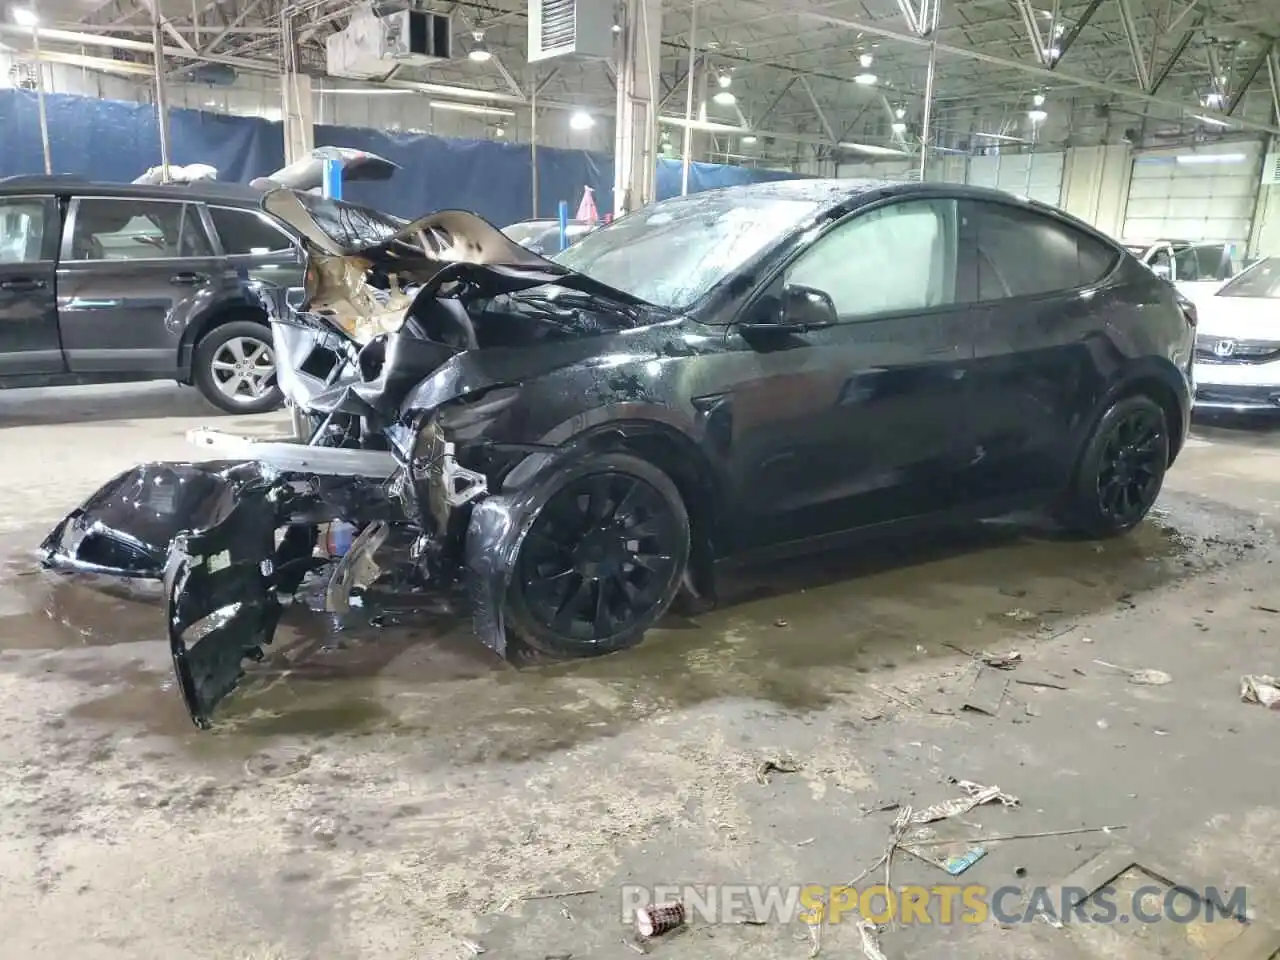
left=1189, top=256, right=1280, bottom=413
left=44, top=180, right=1195, bottom=726
left=1124, top=239, right=1241, bottom=298
left=501, top=218, right=596, bottom=256
left=0, top=150, right=398, bottom=413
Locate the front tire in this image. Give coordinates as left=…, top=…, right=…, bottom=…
left=505, top=453, right=690, bottom=659
left=193, top=320, right=283, bottom=414
left=1058, top=394, right=1170, bottom=538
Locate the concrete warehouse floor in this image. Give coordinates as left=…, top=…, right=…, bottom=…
left=2, top=382, right=1280, bottom=960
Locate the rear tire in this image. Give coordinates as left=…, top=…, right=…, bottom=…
left=193, top=319, right=283, bottom=415
left=1057, top=394, right=1169, bottom=538
left=505, top=453, right=690, bottom=659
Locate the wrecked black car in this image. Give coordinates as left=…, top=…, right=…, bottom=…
left=43, top=179, right=1194, bottom=727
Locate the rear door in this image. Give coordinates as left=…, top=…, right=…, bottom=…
left=0, top=194, right=63, bottom=375
left=57, top=196, right=223, bottom=374
left=960, top=199, right=1125, bottom=498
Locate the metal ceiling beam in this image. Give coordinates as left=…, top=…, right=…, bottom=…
left=1148, top=10, right=1205, bottom=96
left=754, top=75, right=797, bottom=127
left=797, top=74, right=836, bottom=141
left=1269, top=50, right=1280, bottom=127
left=1115, top=0, right=1151, bottom=90
left=1048, top=0, right=1106, bottom=70
left=200, top=0, right=268, bottom=55
left=0, top=22, right=276, bottom=71
left=761, top=4, right=1280, bottom=134
left=1227, top=42, right=1274, bottom=116
left=140, top=0, right=197, bottom=53
left=1013, top=0, right=1047, bottom=64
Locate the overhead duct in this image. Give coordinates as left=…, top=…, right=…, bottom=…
left=325, top=3, right=453, bottom=81
left=528, top=0, right=614, bottom=62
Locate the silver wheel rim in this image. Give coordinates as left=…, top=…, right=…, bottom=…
left=210, top=335, right=275, bottom=404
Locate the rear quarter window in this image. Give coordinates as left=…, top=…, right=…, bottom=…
left=969, top=200, right=1118, bottom=301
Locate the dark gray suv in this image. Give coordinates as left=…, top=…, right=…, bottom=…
left=0, top=167, right=399, bottom=413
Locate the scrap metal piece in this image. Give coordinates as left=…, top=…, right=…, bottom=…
left=325, top=520, right=390, bottom=614
left=908, top=782, right=1019, bottom=824
left=857, top=920, right=887, bottom=960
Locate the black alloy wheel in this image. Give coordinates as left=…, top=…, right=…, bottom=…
left=507, top=455, right=689, bottom=658
left=1060, top=394, right=1169, bottom=538
left=1096, top=405, right=1165, bottom=526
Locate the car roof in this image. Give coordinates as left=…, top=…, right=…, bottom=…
left=661, top=177, right=1076, bottom=213
left=0, top=174, right=261, bottom=205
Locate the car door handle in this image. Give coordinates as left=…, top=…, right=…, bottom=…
left=0, top=278, right=45, bottom=292
left=170, top=272, right=206, bottom=285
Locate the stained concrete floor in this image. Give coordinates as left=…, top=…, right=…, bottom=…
left=2, top=382, right=1280, bottom=960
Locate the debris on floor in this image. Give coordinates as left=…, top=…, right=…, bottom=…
left=980, top=650, right=1023, bottom=670
left=1240, top=674, right=1280, bottom=709
left=961, top=665, right=1009, bottom=716
left=1092, top=659, right=1173, bottom=686
left=1004, top=608, right=1038, bottom=622
left=903, top=842, right=988, bottom=876
left=636, top=902, right=686, bottom=938
left=857, top=920, right=888, bottom=960
left=755, top=756, right=801, bottom=784
left=904, top=780, right=1020, bottom=825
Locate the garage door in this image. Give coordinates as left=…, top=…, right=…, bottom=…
left=1121, top=141, right=1264, bottom=245
left=967, top=152, right=1064, bottom=207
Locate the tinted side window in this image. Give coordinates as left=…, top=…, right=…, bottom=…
left=0, top=197, right=50, bottom=265
left=210, top=206, right=294, bottom=255
left=969, top=201, right=1117, bottom=300
left=784, top=199, right=956, bottom=318
left=71, top=199, right=211, bottom=260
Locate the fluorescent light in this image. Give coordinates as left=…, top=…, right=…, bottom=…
left=972, top=130, right=1031, bottom=143
left=895, top=107, right=905, bottom=119
left=855, top=72, right=877, bottom=85
left=11, top=7, right=37, bottom=26
left=429, top=100, right=515, bottom=117
left=1175, top=152, right=1247, bottom=164
left=1028, top=108, right=1048, bottom=122
left=569, top=110, right=595, bottom=130
left=1190, top=113, right=1230, bottom=127
left=1032, top=93, right=1046, bottom=106
left=891, top=121, right=907, bottom=134
left=718, top=73, right=732, bottom=89
left=713, top=89, right=736, bottom=106
left=859, top=53, right=873, bottom=68
left=839, top=141, right=909, bottom=156
left=741, top=134, right=758, bottom=144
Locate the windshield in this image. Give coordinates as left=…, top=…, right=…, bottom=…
left=502, top=222, right=548, bottom=245
left=1217, top=257, right=1280, bottom=299
left=284, top=192, right=402, bottom=250
left=552, top=192, right=825, bottom=310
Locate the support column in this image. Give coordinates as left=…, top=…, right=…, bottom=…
left=614, top=0, right=662, bottom=216
left=281, top=71, right=315, bottom=165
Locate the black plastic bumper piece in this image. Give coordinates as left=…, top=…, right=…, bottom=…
left=166, top=483, right=283, bottom=729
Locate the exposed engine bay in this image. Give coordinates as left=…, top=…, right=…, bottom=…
left=42, top=191, right=668, bottom=728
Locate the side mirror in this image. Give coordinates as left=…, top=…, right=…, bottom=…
left=743, top=284, right=838, bottom=334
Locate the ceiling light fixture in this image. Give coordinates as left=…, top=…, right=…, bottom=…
left=569, top=110, right=595, bottom=130
left=1175, top=151, right=1246, bottom=164
left=713, top=89, right=737, bottom=105
left=429, top=100, right=515, bottom=117
left=1190, top=113, right=1230, bottom=127
left=468, top=31, right=492, bottom=62
left=895, top=107, right=906, bottom=119
left=859, top=53, right=873, bottom=68
left=494, top=124, right=506, bottom=138
left=1032, top=93, right=1046, bottom=106
left=718, top=73, right=733, bottom=88
left=855, top=72, right=877, bottom=85
left=1202, top=91, right=1224, bottom=107
left=11, top=6, right=37, bottom=25
left=1028, top=108, right=1048, bottom=122
left=891, top=121, right=907, bottom=134
left=741, top=133, right=758, bottom=144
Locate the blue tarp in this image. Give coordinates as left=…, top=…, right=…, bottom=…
left=0, top=88, right=805, bottom=226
